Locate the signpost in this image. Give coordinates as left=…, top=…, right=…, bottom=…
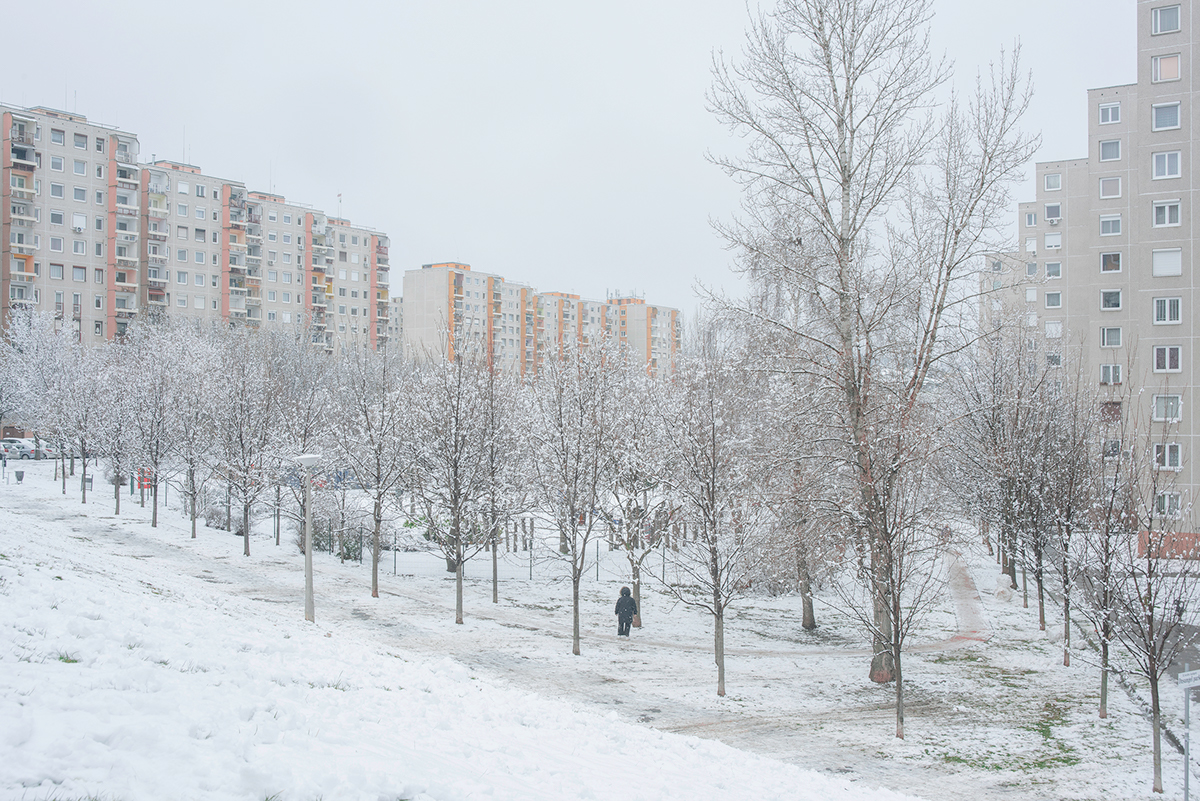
left=1181, top=665, right=1200, bottom=801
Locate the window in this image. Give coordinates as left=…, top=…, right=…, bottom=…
left=268, top=210, right=277, bottom=222
left=1155, top=443, right=1182, bottom=470
left=1154, top=54, right=1182, bottom=82
left=194, top=251, right=205, bottom=264
left=1045, top=173, right=1061, bottom=191
left=1100, top=215, right=1121, bottom=235
left=1101, top=401, right=1123, bottom=423
left=339, top=287, right=347, bottom=297
left=1100, top=102, right=1121, bottom=124
left=1025, top=212, right=1037, bottom=226
left=72, top=240, right=86, bottom=255
left=73, top=187, right=86, bottom=202
left=268, top=290, right=277, bottom=302
left=1045, top=291, right=1062, bottom=308
left=1101, top=326, right=1122, bottom=347
left=93, top=321, right=103, bottom=337
left=50, top=264, right=63, bottom=280
left=51, top=129, right=65, bottom=145
left=177, top=249, right=188, bottom=262
left=72, top=266, right=86, bottom=282
left=284, top=214, right=292, bottom=224
left=1154, top=200, right=1181, bottom=226
left=177, top=226, right=188, bottom=240
left=176, top=295, right=187, bottom=308
left=177, top=181, right=189, bottom=195
left=1045, top=203, right=1061, bottom=220
left=1045, top=232, right=1062, bottom=248
left=1100, top=364, right=1122, bottom=385
left=1046, top=321, right=1063, bottom=339
left=1153, top=248, right=1183, bottom=276
left=1154, top=345, right=1182, bottom=372
left=73, top=133, right=86, bottom=149
left=177, top=203, right=188, bottom=217
left=50, top=210, right=64, bottom=226
left=1153, top=394, right=1182, bottom=421
left=1155, top=296, right=1182, bottom=323
left=196, top=184, right=206, bottom=198
left=177, top=271, right=188, bottom=285
left=268, top=231, right=277, bottom=242
left=50, top=183, right=64, bottom=199
left=283, top=272, right=292, bottom=284
left=267, top=270, right=277, bottom=282
left=95, top=191, right=103, bottom=205
left=1025, top=237, right=1037, bottom=254
left=194, top=296, right=205, bottom=309
left=195, top=207, right=205, bottom=220
left=72, top=159, right=86, bottom=176
left=283, top=234, right=292, bottom=244
left=95, top=165, right=103, bottom=179
left=1103, top=439, right=1122, bottom=459
left=267, top=311, right=277, bottom=322
left=1100, top=140, right=1121, bottom=161
left=1099, top=177, right=1121, bottom=198
left=1153, top=5, right=1182, bottom=34
left=95, top=138, right=104, bottom=153
left=1025, top=287, right=1037, bottom=303
left=282, top=292, right=291, bottom=303
left=338, top=304, right=347, bottom=315
left=1154, top=151, right=1181, bottom=178
left=194, top=229, right=206, bottom=242
left=1047, top=353, right=1062, bottom=367
left=1155, top=493, right=1182, bottom=517
left=1046, top=261, right=1061, bottom=278
left=50, top=155, right=63, bottom=171
left=1101, top=290, right=1122, bottom=310
left=1153, top=102, right=1181, bottom=131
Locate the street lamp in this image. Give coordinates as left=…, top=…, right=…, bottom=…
left=296, top=453, right=321, bottom=622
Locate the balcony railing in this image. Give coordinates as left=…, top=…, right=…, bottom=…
left=115, top=151, right=135, bottom=164
left=9, top=129, right=34, bottom=145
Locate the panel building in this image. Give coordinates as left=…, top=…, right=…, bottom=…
left=1, top=105, right=391, bottom=351
left=983, top=0, right=1199, bottom=523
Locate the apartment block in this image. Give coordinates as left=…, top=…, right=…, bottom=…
left=401, top=263, right=681, bottom=376
left=983, top=0, right=1199, bottom=524
left=1, top=105, right=392, bottom=351
left=2, top=106, right=141, bottom=339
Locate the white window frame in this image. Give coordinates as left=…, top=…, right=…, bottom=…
left=1100, top=364, right=1123, bottom=385
left=1099, top=140, right=1121, bottom=161
left=1099, top=177, right=1122, bottom=198
left=1153, top=248, right=1184, bottom=276
left=1025, top=212, right=1037, bottom=227
left=1154, top=296, right=1182, bottom=324
left=1153, top=394, right=1182, bottom=422
left=1153, top=102, right=1181, bottom=131
left=1154, top=200, right=1182, bottom=227
left=1154, top=150, right=1182, bottom=179
left=1155, top=442, right=1182, bottom=470
left=1100, top=214, right=1122, bottom=235
left=1100, top=326, right=1123, bottom=348
left=1044, top=173, right=1062, bottom=191
left=1153, top=5, right=1182, bottom=35
left=1045, top=291, right=1062, bottom=309
left=1154, top=344, right=1182, bottom=373
left=1101, top=289, right=1123, bottom=310
left=1045, top=232, right=1062, bottom=249
left=1153, top=53, right=1182, bottom=83
left=1099, top=102, right=1121, bottom=124
left=1046, top=261, right=1062, bottom=279
left=1155, top=492, right=1182, bottom=518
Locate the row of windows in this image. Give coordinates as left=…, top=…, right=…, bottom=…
left=1099, top=345, right=1183, bottom=375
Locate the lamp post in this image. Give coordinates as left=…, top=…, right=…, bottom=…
left=296, top=453, right=321, bottom=622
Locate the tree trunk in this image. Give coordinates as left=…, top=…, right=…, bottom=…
left=894, top=644, right=905, bottom=739
left=631, top=560, right=642, bottom=626
left=797, top=543, right=816, bottom=630
left=1150, top=671, right=1163, bottom=793
left=572, top=568, right=581, bottom=656
left=455, top=557, right=464, bottom=624
left=114, top=472, right=120, bottom=515
left=492, top=527, right=499, bottom=604
left=226, top=484, right=232, bottom=532
left=275, top=485, right=281, bottom=546
left=371, top=496, right=382, bottom=599
left=242, top=501, right=251, bottom=557
left=61, top=453, right=67, bottom=494
left=151, top=475, right=159, bottom=528
left=189, top=467, right=197, bottom=539
left=870, top=542, right=895, bottom=682
left=81, top=456, right=88, bottom=504
left=1035, top=557, right=1045, bottom=631
left=714, top=610, right=726, bottom=697
left=1099, top=635, right=1109, bottom=719
left=1061, top=559, right=1071, bottom=666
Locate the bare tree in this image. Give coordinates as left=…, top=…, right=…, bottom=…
left=710, top=0, right=1037, bottom=682
left=334, top=343, right=408, bottom=599
left=657, top=328, right=767, bottom=696
left=527, top=339, right=621, bottom=655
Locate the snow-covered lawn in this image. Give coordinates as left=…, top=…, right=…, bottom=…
left=0, top=460, right=1186, bottom=800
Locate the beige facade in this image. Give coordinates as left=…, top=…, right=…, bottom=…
left=1, top=105, right=392, bottom=351
left=402, top=264, right=681, bottom=376
left=984, top=0, right=1200, bottom=521
left=2, top=106, right=141, bottom=340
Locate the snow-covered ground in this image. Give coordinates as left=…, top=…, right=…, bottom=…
left=0, top=460, right=1187, bottom=800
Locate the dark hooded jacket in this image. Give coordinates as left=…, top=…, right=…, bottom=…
left=615, top=587, right=638, bottom=620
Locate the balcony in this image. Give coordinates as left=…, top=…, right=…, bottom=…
left=116, top=203, right=138, bottom=217
left=147, top=273, right=168, bottom=287
left=72, top=303, right=82, bottom=319
left=10, top=187, right=33, bottom=202
left=247, top=210, right=263, bottom=225
left=147, top=255, right=168, bottom=268
left=115, top=151, right=135, bottom=164
left=117, top=178, right=139, bottom=192
left=146, top=228, right=167, bottom=241
left=115, top=254, right=138, bottom=268
left=115, top=276, right=138, bottom=290
left=246, top=293, right=262, bottom=306
left=147, top=205, right=169, bottom=219
left=9, top=129, right=34, bottom=146
left=229, top=281, right=247, bottom=294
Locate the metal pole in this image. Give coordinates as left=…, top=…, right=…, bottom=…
left=304, top=465, right=314, bottom=623
left=1187, top=662, right=1191, bottom=801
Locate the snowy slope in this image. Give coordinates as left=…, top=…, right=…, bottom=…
left=0, top=463, right=922, bottom=801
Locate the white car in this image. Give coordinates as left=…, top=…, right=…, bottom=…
left=0, top=439, right=34, bottom=459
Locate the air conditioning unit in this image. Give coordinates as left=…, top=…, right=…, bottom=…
left=268, top=260, right=275, bottom=265
left=1048, top=218, right=1061, bottom=225
left=73, top=227, right=83, bottom=233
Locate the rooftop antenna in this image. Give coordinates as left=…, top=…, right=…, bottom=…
left=337, top=193, right=342, bottom=219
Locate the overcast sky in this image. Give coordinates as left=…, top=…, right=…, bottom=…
left=2, top=0, right=1134, bottom=317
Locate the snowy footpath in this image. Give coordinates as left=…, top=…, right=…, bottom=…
left=0, top=462, right=922, bottom=801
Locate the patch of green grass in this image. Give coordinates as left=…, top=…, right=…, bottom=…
left=56, top=652, right=79, bottom=664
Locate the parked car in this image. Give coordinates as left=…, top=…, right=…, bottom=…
left=34, top=444, right=58, bottom=460
left=1, top=439, right=34, bottom=459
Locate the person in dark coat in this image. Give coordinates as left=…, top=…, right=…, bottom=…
left=615, top=586, right=638, bottom=637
